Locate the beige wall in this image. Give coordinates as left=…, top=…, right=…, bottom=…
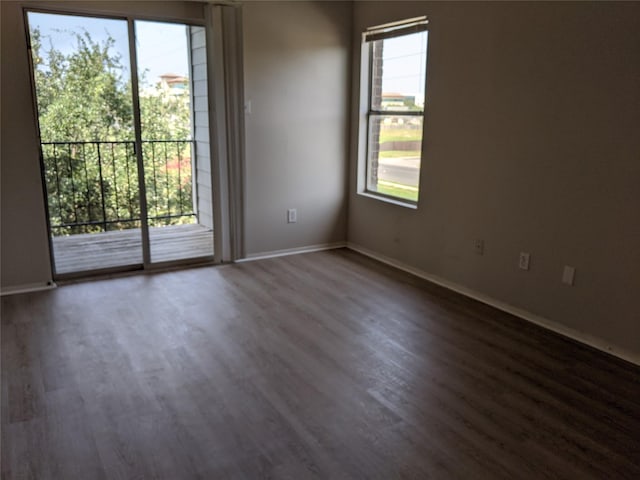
left=349, top=2, right=640, bottom=355
left=242, top=1, right=350, bottom=255
left=2, top=1, right=52, bottom=290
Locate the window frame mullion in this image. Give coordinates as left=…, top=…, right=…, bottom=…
left=369, top=110, right=424, bottom=116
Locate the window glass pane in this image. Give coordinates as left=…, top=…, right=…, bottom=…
left=367, top=114, right=422, bottom=203
left=371, top=31, right=428, bottom=112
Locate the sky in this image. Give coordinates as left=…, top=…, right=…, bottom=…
left=380, top=31, right=428, bottom=103
left=27, top=11, right=426, bottom=99
left=27, top=12, right=189, bottom=86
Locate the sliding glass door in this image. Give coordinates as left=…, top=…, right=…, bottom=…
left=26, top=11, right=214, bottom=277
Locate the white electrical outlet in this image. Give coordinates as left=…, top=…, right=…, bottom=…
left=519, top=252, right=530, bottom=270
left=474, top=239, right=484, bottom=255
left=287, top=208, right=297, bottom=223
left=562, top=265, right=575, bottom=285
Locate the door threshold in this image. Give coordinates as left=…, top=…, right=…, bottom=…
left=55, top=256, right=217, bottom=286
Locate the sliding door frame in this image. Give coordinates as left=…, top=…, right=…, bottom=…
left=206, top=3, right=246, bottom=262
left=23, top=6, right=225, bottom=280
left=126, top=18, right=152, bottom=267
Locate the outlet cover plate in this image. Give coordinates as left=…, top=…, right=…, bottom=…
left=474, top=239, right=484, bottom=255
left=562, top=265, right=575, bottom=285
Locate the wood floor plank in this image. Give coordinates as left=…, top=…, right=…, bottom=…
left=2, top=249, right=638, bottom=479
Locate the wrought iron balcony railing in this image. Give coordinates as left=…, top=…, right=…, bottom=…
left=41, top=140, right=195, bottom=235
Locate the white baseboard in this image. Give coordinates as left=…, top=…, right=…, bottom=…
left=347, top=242, right=640, bottom=366
left=0, top=281, right=57, bottom=296
left=237, top=241, right=347, bottom=262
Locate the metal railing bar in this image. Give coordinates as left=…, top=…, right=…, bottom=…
left=96, top=143, right=108, bottom=232
left=148, top=213, right=195, bottom=220
left=67, top=143, right=79, bottom=225
left=164, top=142, right=170, bottom=218
left=52, top=144, right=62, bottom=227
left=151, top=141, right=159, bottom=220
left=42, top=140, right=193, bottom=145
left=51, top=219, right=140, bottom=228
left=111, top=143, right=120, bottom=221
left=141, top=139, right=193, bottom=143
left=124, top=142, right=133, bottom=220
left=42, top=140, right=136, bottom=145
left=177, top=141, right=183, bottom=216
left=49, top=212, right=195, bottom=229
left=82, top=143, right=91, bottom=223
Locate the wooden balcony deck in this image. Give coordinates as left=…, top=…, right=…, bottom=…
left=51, top=223, right=214, bottom=275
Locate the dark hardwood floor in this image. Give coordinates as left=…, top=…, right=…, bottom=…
left=2, top=249, right=639, bottom=479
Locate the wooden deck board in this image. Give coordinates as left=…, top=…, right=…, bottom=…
left=51, top=223, right=214, bottom=274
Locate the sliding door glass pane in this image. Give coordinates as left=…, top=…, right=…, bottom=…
left=135, top=21, right=213, bottom=264
left=27, top=12, right=143, bottom=274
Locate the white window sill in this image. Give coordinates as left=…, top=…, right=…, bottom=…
left=358, top=191, right=418, bottom=210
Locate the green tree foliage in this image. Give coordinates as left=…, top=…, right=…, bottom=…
left=139, top=80, right=191, bottom=141
left=35, top=30, right=133, bottom=142
left=31, top=28, right=193, bottom=235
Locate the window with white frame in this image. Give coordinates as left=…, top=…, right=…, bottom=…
left=360, top=17, right=428, bottom=204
